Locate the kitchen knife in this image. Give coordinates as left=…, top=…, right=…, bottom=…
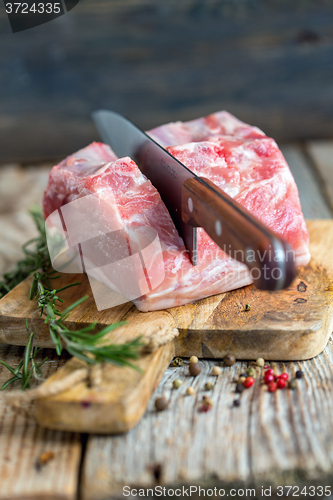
left=93, top=110, right=297, bottom=291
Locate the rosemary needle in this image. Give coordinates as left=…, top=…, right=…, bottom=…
left=0, top=206, right=144, bottom=391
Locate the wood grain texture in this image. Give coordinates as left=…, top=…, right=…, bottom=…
left=0, top=220, right=331, bottom=434
left=0, top=344, right=81, bottom=500
left=0, top=164, right=51, bottom=276
left=280, top=145, right=333, bottom=219
left=35, top=341, right=175, bottom=434
left=1, top=221, right=333, bottom=362
left=81, top=347, right=333, bottom=500
left=306, top=140, right=333, bottom=213
left=1, top=1, right=333, bottom=162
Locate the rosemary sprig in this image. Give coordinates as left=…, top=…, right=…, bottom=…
left=0, top=206, right=144, bottom=390
left=0, top=205, right=50, bottom=300
left=30, top=269, right=143, bottom=368
left=0, top=320, right=48, bottom=390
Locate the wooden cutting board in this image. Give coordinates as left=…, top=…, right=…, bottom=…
left=0, top=220, right=333, bottom=433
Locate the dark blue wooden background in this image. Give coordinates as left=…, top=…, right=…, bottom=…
left=1, top=0, right=333, bottom=163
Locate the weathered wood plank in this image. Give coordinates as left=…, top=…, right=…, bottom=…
left=280, top=145, right=332, bottom=219
left=1, top=2, right=333, bottom=162
left=0, top=164, right=51, bottom=277
left=0, top=344, right=81, bottom=500
left=81, top=346, right=333, bottom=500
left=306, top=140, right=333, bottom=213
left=2, top=220, right=333, bottom=365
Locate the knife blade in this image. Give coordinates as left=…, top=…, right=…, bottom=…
left=92, top=110, right=296, bottom=291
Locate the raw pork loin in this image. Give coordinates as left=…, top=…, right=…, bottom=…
left=43, top=111, right=310, bottom=312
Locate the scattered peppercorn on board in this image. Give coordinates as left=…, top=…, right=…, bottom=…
left=0, top=220, right=333, bottom=433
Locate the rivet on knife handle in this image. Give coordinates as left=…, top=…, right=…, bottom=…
left=182, top=177, right=297, bottom=291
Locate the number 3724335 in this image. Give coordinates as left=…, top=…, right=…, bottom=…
left=5, top=3, right=62, bottom=14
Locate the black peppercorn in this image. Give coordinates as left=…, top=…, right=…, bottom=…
left=189, top=362, right=201, bottom=377
left=223, top=354, right=236, bottom=366
left=155, top=396, right=168, bottom=411
left=233, top=399, right=241, bottom=407
left=296, top=370, right=304, bottom=379
left=236, top=383, right=244, bottom=393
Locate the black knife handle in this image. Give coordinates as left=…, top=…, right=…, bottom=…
left=182, top=177, right=297, bottom=291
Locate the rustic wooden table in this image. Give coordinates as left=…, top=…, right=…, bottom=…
left=0, top=141, right=333, bottom=500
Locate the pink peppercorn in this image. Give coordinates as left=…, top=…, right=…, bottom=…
left=243, top=377, right=255, bottom=388
left=265, top=369, right=275, bottom=376
left=268, top=382, right=277, bottom=392
left=279, top=373, right=289, bottom=381
left=264, top=373, right=275, bottom=384
left=277, top=378, right=287, bottom=389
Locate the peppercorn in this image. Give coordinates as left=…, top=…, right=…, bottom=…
left=296, top=370, right=304, bottom=379
left=265, top=368, right=275, bottom=376
left=202, top=396, right=213, bottom=406
left=264, top=373, right=275, bottom=384
left=289, top=380, right=297, bottom=390
left=189, top=356, right=199, bottom=364
left=246, top=367, right=256, bottom=378
left=212, top=366, right=222, bottom=376
left=36, top=451, right=55, bottom=469
left=277, top=378, right=287, bottom=389
left=240, top=373, right=247, bottom=378
left=279, top=373, right=289, bottom=381
left=223, top=354, right=236, bottom=366
left=189, top=362, right=201, bottom=377
left=186, top=387, right=195, bottom=396
left=239, top=376, right=246, bottom=384
left=236, top=383, right=244, bottom=393
left=268, top=382, right=277, bottom=392
left=256, top=358, right=265, bottom=367
left=264, top=365, right=270, bottom=369
left=155, top=396, right=168, bottom=411
left=205, top=382, right=213, bottom=391
left=243, top=377, right=255, bottom=388
left=173, top=379, right=182, bottom=389
left=201, top=396, right=213, bottom=412
left=172, top=357, right=183, bottom=367
left=233, top=399, right=241, bottom=407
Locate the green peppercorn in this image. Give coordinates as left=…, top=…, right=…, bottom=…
left=246, top=367, right=256, bottom=378
left=173, top=379, right=182, bottom=389
left=189, top=362, right=201, bottom=377
left=289, top=380, right=297, bottom=390
left=155, top=396, right=168, bottom=411
left=172, top=357, right=183, bottom=367
left=223, top=354, right=236, bottom=366
left=204, top=382, right=213, bottom=391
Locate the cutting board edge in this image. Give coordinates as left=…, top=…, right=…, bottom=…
left=35, top=342, right=175, bottom=434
